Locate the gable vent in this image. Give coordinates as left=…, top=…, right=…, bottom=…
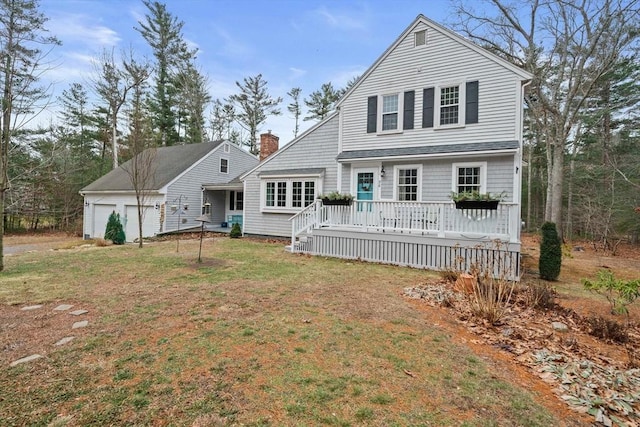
left=415, top=30, right=427, bottom=47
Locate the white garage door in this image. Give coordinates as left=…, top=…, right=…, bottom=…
left=125, top=205, right=156, bottom=242
left=93, top=204, right=117, bottom=239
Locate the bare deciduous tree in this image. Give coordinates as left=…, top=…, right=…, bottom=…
left=0, top=0, right=59, bottom=270
left=451, top=0, right=639, bottom=237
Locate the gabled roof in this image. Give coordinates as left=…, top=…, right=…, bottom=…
left=81, top=141, right=223, bottom=192
left=337, top=14, right=532, bottom=106
left=239, top=112, right=339, bottom=181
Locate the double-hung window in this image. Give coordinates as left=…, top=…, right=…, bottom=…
left=395, top=165, right=422, bottom=201
left=439, top=85, right=460, bottom=125
left=452, top=162, right=487, bottom=194
left=220, top=158, right=229, bottom=173
left=381, top=94, right=399, bottom=131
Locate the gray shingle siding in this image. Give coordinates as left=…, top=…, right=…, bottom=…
left=243, top=115, right=340, bottom=237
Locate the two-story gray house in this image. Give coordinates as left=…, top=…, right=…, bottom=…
left=241, top=15, right=532, bottom=278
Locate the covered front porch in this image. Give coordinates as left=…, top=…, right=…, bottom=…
left=290, top=200, right=521, bottom=279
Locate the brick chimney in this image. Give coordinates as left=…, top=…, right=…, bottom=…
left=259, top=131, right=279, bottom=161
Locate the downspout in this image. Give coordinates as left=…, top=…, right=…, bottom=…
left=515, top=79, right=532, bottom=243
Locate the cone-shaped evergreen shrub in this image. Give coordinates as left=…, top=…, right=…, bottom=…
left=104, top=211, right=126, bottom=245
left=230, top=222, right=242, bottom=238
left=539, top=222, right=561, bottom=280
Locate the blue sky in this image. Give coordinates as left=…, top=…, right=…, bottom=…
left=39, top=0, right=458, bottom=144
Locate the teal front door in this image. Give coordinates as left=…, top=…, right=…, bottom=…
left=356, top=172, right=374, bottom=212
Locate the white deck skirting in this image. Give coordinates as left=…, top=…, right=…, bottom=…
left=290, top=200, right=521, bottom=279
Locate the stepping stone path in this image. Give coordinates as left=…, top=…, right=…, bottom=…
left=72, top=320, right=88, bottom=329
left=55, top=337, right=75, bottom=346
left=10, top=354, right=43, bottom=367
left=9, top=303, right=90, bottom=367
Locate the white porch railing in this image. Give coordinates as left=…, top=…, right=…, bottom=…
left=291, top=200, right=519, bottom=248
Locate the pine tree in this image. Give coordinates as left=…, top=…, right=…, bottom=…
left=0, top=0, right=60, bottom=271
left=136, top=0, right=195, bottom=146
left=104, top=211, right=126, bottom=245
left=539, top=222, right=561, bottom=280
left=229, top=222, right=242, bottom=238
left=304, top=82, right=340, bottom=121
left=228, top=74, right=282, bottom=155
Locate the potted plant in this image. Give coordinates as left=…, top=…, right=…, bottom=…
left=450, top=191, right=504, bottom=210
left=320, top=191, right=354, bottom=206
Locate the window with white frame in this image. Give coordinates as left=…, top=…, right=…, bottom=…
left=440, top=85, right=460, bottom=125
left=415, top=30, right=427, bottom=47
left=266, top=182, right=276, bottom=207
left=381, top=94, right=399, bottom=131
left=263, top=178, right=319, bottom=211
left=453, top=162, right=487, bottom=194
left=220, top=158, right=229, bottom=173
left=230, top=191, right=243, bottom=210
left=396, top=166, right=421, bottom=201
left=292, top=181, right=316, bottom=208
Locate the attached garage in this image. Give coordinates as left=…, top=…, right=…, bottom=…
left=124, top=205, right=157, bottom=241
left=92, top=204, right=117, bottom=239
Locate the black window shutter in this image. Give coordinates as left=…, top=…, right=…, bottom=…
left=422, top=87, right=434, bottom=128
left=403, top=90, right=415, bottom=130
left=465, top=81, right=479, bottom=124
left=367, top=96, right=377, bottom=133
left=230, top=191, right=235, bottom=210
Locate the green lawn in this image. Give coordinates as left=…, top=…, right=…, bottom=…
left=0, top=237, right=558, bottom=426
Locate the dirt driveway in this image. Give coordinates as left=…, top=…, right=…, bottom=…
left=3, top=234, right=86, bottom=255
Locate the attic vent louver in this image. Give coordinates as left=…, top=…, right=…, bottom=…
left=415, top=30, right=427, bottom=47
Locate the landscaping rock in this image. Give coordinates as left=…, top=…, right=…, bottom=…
left=10, top=354, right=43, bottom=367
left=54, top=336, right=75, bottom=346
left=72, top=320, right=88, bottom=329
left=20, top=304, right=43, bottom=311
left=552, top=321, right=568, bottom=332
left=53, top=304, right=73, bottom=311
left=69, top=309, right=88, bottom=316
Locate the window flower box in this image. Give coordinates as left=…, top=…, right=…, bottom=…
left=320, top=191, right=354, bottom=206
left=450, top=191, right=504, bottom=210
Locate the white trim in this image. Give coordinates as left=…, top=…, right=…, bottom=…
left=392, top=164, right=423, bottom=201
left=239, top=112, right=339, bottom=181
left=434, top=81, right=466, bottom=129
left=351, top=167, right=379, bottom=200
left=377, top=92, right=404, bottom=134
left=337, top=148, right=518, bottom=163
left=260, top=177, right=322, bottom=213
left=220, top=157, right=229, bottom=174
left=336, top=15, right=532, bottom=107
left=451, top=161, right=487, bottom=193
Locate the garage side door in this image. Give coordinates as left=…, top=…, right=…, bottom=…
left=125, top=205, right=155, bottom=242
left=93, top=204, right=117, bottom=239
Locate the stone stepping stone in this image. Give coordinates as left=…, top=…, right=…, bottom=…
left=54, top=304, right=74, bottom=311
left=69, top=309, right=88, bottom=316
left=54, top=336, right=75, bottom=346
left=72, top=320, right=88, bottom=329
left=20, top=304, right=43, bottom=311
left=10, top=354, right=43, bottom=367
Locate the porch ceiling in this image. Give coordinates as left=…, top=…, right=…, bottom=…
left=336, top=140, right=519, bottom=161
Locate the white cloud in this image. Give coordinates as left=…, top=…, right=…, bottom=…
left=313, top=6, right=368, bottom=32
left=214, top=27, right=252, bottom=59
left=288, top=67, right=307, bottom=80
left=48, top=12, right=121, bottom=49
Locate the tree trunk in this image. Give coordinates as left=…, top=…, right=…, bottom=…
left=112, top=116, right=118, bottom=169
left=549, top=137, right=565, bottom=238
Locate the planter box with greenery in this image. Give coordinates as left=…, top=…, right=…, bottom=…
left=450, top=191, right=504, bottom=210
left=320, top=191, right=354, bottom=206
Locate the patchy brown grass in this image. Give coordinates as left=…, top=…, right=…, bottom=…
left=0, top=234, right=565, bottom=426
